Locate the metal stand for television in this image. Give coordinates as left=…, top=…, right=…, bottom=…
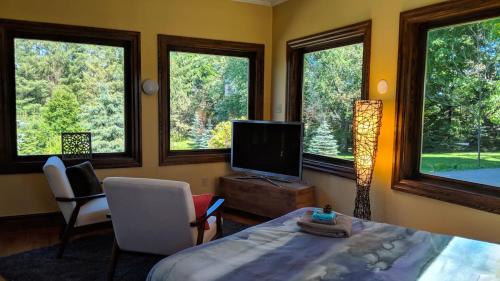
left=234, top=175, right=293, bottom=188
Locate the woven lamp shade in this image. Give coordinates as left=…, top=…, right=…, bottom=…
left=352, top=100, right=383, bottom=220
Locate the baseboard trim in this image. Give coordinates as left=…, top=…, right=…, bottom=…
left=0, top=212, right=65, bottom=228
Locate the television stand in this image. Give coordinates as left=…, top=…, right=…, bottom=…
left=219, top=174, right=315, bottom=218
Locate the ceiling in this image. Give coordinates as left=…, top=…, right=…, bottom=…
left=233, top=0, right=289, bottom=7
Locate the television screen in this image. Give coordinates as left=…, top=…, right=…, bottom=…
left=231, top=120, right=303, bottom=180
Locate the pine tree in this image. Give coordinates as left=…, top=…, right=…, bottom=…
left=200, top=121, right=213, bottom=149
left=189, top=114, right=212, bottom=149
left=40, top=85, right=83, bottom=153
left=306, top=121, right=338, bottom=157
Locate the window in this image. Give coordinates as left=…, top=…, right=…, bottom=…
left=393, top=0, right=500, bottom=214
left=286, top=21, right=371, bottom=178
left=0, top=19, right=141, bottom=173
left=421, top=17, right=499, bottom=187
left=158, top=35, right=264, bottom=165
left=15, top=39, right=126, bottom=155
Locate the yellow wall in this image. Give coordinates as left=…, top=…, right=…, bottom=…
left=272, top=0, right=500, bottom=243
left=0, top=0, right=273, bottom=217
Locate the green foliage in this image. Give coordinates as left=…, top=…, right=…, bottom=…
left=306, top=121, right=339, bottom=157
left=208, top=121, right=233, bottom=149
left=302, top=43, right=362, bottom=158
left=15, top=38, right=126, bottom=155
left=422, top=17, right=499, bottom=154
left=170, top=52, right=249, bottom=150
left=421, top=152, right=500, bottom=172
left=189, top=114, right=212, bottom=149
left=42, top=86, right=82, bottom=134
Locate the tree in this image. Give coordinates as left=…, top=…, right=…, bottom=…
left=209, top=121, right=232, bottom=148
left=306, top=121, right=338, bottom=157
left=40, top=85, right=82, bottom=153
left=302, top=43, right=362, bottom=156
left=14, top=39, right=126, bottom=155
left=422, top=17, right=499, bottom=153
left=169, top=52, right=249, bottom=149
left=189, top=114, right=212, bottom=149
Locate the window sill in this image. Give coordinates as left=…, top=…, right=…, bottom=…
left=0, top=153, right=142, bottom=174
left=392, top=178, right=500, bottom=215
left=302, top=157, right=355, bottom=180
left=159, top=150, right=230, bottom=166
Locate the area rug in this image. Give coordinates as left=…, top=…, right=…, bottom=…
left=0, top=220, right=250, bottom=281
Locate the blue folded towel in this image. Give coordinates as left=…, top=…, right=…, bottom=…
left=312, top=208, right=336, bottom=224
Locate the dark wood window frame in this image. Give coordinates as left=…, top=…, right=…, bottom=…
left=158, top=35, right=264, bottom=165
left=285, top=20, right=371, bottom=179
left=0, top=19, right=142, bottom=174
left=393, top=0, right=500, bottom=214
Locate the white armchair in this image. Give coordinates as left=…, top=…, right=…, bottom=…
left=43, top=156, right=110, bottom=258
left=103, top=177, right=224, bottom=280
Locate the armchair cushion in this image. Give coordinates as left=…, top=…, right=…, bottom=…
left=193, top=194, right=213, bottom=230
left=75, top=197, right=110, bottom=227
left=66, top=161, right=102, bottom=197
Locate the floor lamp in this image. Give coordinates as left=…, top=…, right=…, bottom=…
left=353, top=100, right=383, bottom=220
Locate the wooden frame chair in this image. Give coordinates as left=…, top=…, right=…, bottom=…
left=43, top=156, right=110, bottom=258
left=103, top=177, right=224, bottom=281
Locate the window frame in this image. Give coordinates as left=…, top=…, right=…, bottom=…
left=393, top=0, right=500, bottom=214
left=158, top=35, right=264, bottom=165
left=285, top=20, right=371, bottom=179
left=0, top=19, right=142, bottom=174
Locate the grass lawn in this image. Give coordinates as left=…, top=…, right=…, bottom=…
left=336, top=153, right=354, bottom=161
left=170, top=140, right=192, bottom=150
left=420, top=152, right=500, bottom=173
left=168, top=142, right=499, bottom=174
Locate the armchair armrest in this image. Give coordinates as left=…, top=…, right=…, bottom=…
left=190, top=198, right=225, bottom=227
left=56, top=193, right=106, bottom=203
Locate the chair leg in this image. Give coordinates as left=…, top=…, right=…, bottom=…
left=56, top=222, right=74, bottom=259
left=216, top=210, right=223, bottom=239
left=57, top=204, right=81, bottom=259
left=196, top=223, right=205, bottom=246
left=107, top=239, right=120, bottom=281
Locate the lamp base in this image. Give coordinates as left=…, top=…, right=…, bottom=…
left=353, top=185, right=371, bottom=220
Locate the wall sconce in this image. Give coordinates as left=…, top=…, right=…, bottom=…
left=352, top=100, right=383, bottom=220
left=377, top=79, right=388, bottom=94
left=142, top=79, right=158, bottom=95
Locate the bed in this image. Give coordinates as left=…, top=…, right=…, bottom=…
left=147, top=208, right=500, bottom=281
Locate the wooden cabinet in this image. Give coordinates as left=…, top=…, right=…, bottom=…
left=218, top=174, right=315, bottom=218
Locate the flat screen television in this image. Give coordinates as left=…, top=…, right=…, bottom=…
left=231, top=120, right=303, bottom=180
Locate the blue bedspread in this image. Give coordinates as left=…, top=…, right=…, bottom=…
left=147, top=208, right=500, bottom=281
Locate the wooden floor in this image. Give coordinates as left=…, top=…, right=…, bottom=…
left=0, top=209, right=265, bottom=281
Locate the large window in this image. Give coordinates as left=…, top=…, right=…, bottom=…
left=0, top=19, right=141, bottom=173
left=158, top=35, right=264, bottom=165
left=421, top=17, right=499, bottom=187
left=287, top=21, right=371, bottom=178
left=15, top=39, right=126, bottom=156
left=393, top=0, right=500, bottom=214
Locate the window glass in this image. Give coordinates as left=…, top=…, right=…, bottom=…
left=15, top=38, right=125, bottom=156
left=169, top=51, right=249, bottom=150
left=421, top=17, right=500, bottom=187
left=302, top=43, right=363, bottom=160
